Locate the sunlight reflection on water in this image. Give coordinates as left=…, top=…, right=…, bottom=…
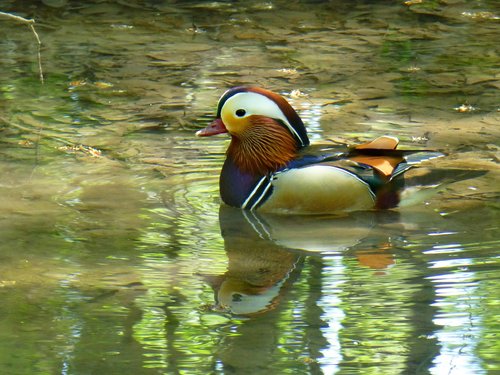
left=318, top=259, right=345, bottom=375
left=0, top=0, right=498, bottom=374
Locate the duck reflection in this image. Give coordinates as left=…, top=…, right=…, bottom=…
left=207, top=206, right=303, bottom=316
left=208, top=205, right=400, bottom=316
left=209, top=206, right=440, bottom=374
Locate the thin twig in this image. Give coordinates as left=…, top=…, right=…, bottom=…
left=29, top=23, right=44, bottom=84
left=0, top=11, right=44, bottom=83
left=0, top=11, right=32, bottom=23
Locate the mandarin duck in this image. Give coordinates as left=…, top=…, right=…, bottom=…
left=197, top=86, right=444, bottom=214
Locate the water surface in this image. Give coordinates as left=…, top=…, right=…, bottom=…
left=0, top=1, right=498, bottom=374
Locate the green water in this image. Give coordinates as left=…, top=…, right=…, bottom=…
left=0, top=1, right=498, bottom=374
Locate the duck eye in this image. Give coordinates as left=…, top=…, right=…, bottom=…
left=235, top=109, right=246, bottom=117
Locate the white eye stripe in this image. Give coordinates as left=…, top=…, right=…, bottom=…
left=223, top=92, right=286, bottom=119
left=221, top=92, right=305, bottom=145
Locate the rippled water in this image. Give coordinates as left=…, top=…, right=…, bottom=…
left=0, top=1, right=498, bottom=374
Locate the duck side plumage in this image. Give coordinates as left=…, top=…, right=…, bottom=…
left=197, top=86, right=444, bottom=214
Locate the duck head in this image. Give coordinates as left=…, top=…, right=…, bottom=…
left=197, top=87, right=310, bottom=175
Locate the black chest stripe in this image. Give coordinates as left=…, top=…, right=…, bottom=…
left=336, top=167, right=377, bottom=199
left=241, top=175, right=274, bottom=210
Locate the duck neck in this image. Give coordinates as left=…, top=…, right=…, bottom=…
left=227, top=118, right=300, bottom=176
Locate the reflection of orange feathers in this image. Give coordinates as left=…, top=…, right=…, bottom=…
left=357, top=253, right=395, bottom=269
left=356, top=242, right=395, bottom=269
